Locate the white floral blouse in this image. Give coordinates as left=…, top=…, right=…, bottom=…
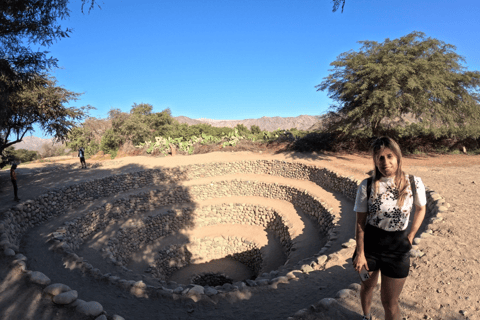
left=354, top=175, right=427, bottom=231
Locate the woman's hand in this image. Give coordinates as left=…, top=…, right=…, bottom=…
left=353, top=251, right=369, bottom=273
left=408, top=205, right=426, bottom=247
left=407, top=233, right=414, bottom=246
left=354, top=212, right=369, bottom=272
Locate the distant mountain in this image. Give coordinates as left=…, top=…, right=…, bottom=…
left=18, top=115, right=325, bottom=150
left=11, top=136, right=59, bottom=152
left=174, top=115, right=323, bottom=131
left=173, top=116, right=204, bottom=126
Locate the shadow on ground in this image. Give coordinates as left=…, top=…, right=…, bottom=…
left=0, top=155, right=444, bottom=320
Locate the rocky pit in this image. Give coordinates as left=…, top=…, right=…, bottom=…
left=0, top=156, right=445, bottom=320
left=49, top=160, right=347, bottom=288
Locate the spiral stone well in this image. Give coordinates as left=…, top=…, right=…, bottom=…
left=56, top=177, right=334, bottom=284
left=3, top=160, right=360, bottom=289
left=5, top=161, right=361, bottom=285
left=0, top=156, right=447, bottom=320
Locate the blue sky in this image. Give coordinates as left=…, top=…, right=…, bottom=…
left=36, top=0, right=480, bottom=137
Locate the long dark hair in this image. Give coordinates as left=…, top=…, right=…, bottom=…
left=371, top=137, right=409, bottom=207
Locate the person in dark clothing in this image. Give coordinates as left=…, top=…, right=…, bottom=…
left=10, top=163, right=20, bottom=202
left=78, top=147, right=87, bottom=169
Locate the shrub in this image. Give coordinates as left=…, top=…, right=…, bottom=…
left=85, top=141, right=100, bottom=158
left=411, top=149, right=425, bottom=155
left=4, top=147, right=39, bottom=163
left=100, top=129, right=122, bottom=158
left=250, top=125, right=261, bottom=135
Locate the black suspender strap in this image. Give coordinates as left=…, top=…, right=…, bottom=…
left=409, top=174, right=416, bottom=202
left=366, top=177, right=373, bottom=210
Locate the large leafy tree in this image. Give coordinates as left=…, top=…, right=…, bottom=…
left=65, top=117, right=110, bottom=151
left=1, top=0, right=97, bottom=165
left=109, top=104, right=177, bottom=146
left=316, top=31, right=480, bottom=138
left=0, top=0, right=96, bottom=108
left=1, top=0, right=97, bottom=76
left=0, top=74, right=89, bottom=156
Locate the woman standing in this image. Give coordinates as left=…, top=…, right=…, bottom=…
left=353, top=137, right=426, bottom=320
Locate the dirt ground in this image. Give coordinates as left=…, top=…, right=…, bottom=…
left=0, top=150, right=479, bottom=320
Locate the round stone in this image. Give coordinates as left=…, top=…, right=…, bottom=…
left=76, top=301, right=103, bottom=317
left=53, top=290, right=78, bottom=304
left=315, top=255, right=328, bottom=265
left=4, top=248, right=15, bottom=256
left=186, top=285, right=204, bottom=295
left=204, top=287, right=218, bottom=296
left=335, top=288, right=353, bottom=299
left=29, top=271, right=51, bottom=285
left=44, top=283, right=72, bottom=296
left=348, top=283, right=362, bottom=291
left=318, top=297, right=338, bottom=307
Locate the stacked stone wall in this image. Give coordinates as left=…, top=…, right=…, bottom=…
left=1, top=160, right=441, bottom=255
left=0, top=158, right=450, bottom=317
left=61, top=179, right=326, bottom=277
left=148, top=237, right=262, bottom=281
left=104, top=203, right=290, bottom=277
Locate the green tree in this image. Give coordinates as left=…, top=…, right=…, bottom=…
left=1, top=0, right=97, bottom=76
left=130, top=103, right=153, bottom=116
left=108, top=108, right=129, bottom=132
left=250, top=125, right=261, bottom=135
left=1, top=0, right=98, bottom=167
left=120, top=104, right=154, bottom=145
left=235, top=124, right=251, bottom=135
left=1, top=74, right=89, bottom=163
left=4, top=146, right=39, bottom=163
left=67, top=126, right=94, bottom=152
left=149, top=108, right=178, bottom=138
left=85, top=141, right=100, bottom=158
left=316, top=31, right=480, bottom=138
left=107, top=104, right=178, bottom=146
left=100, top=128, right=122, bottom=157
left=1, top=0, right=98, bottom=119
left=66, top=117, right=110, bottom=154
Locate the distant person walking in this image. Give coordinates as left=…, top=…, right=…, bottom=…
left=78, top=147, right=87, bottom=169
left=10, top=163, right=20, bottom=202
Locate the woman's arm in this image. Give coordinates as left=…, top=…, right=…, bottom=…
left=407, top=205, right=426, bottom=245
left=354, top=211, right=369, bottom=271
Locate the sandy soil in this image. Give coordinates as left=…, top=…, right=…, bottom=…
left=0, top=151, right=479, bottom=320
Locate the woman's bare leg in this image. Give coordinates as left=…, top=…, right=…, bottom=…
left=381, top=274, right=407, bottom=320
left=360, top=270, right=380, bottom=317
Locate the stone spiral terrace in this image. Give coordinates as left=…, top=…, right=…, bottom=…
left=0, top=154, right=445, bottom=320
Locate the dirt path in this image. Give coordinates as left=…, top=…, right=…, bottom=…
left=1, top=151, right=479, bottom=320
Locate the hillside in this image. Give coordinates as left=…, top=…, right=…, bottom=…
left=11, top=136, right=59, bottom=152
left=175, top=115, right=322, bottom=131
left=14, top=115, right=324, bottom=152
